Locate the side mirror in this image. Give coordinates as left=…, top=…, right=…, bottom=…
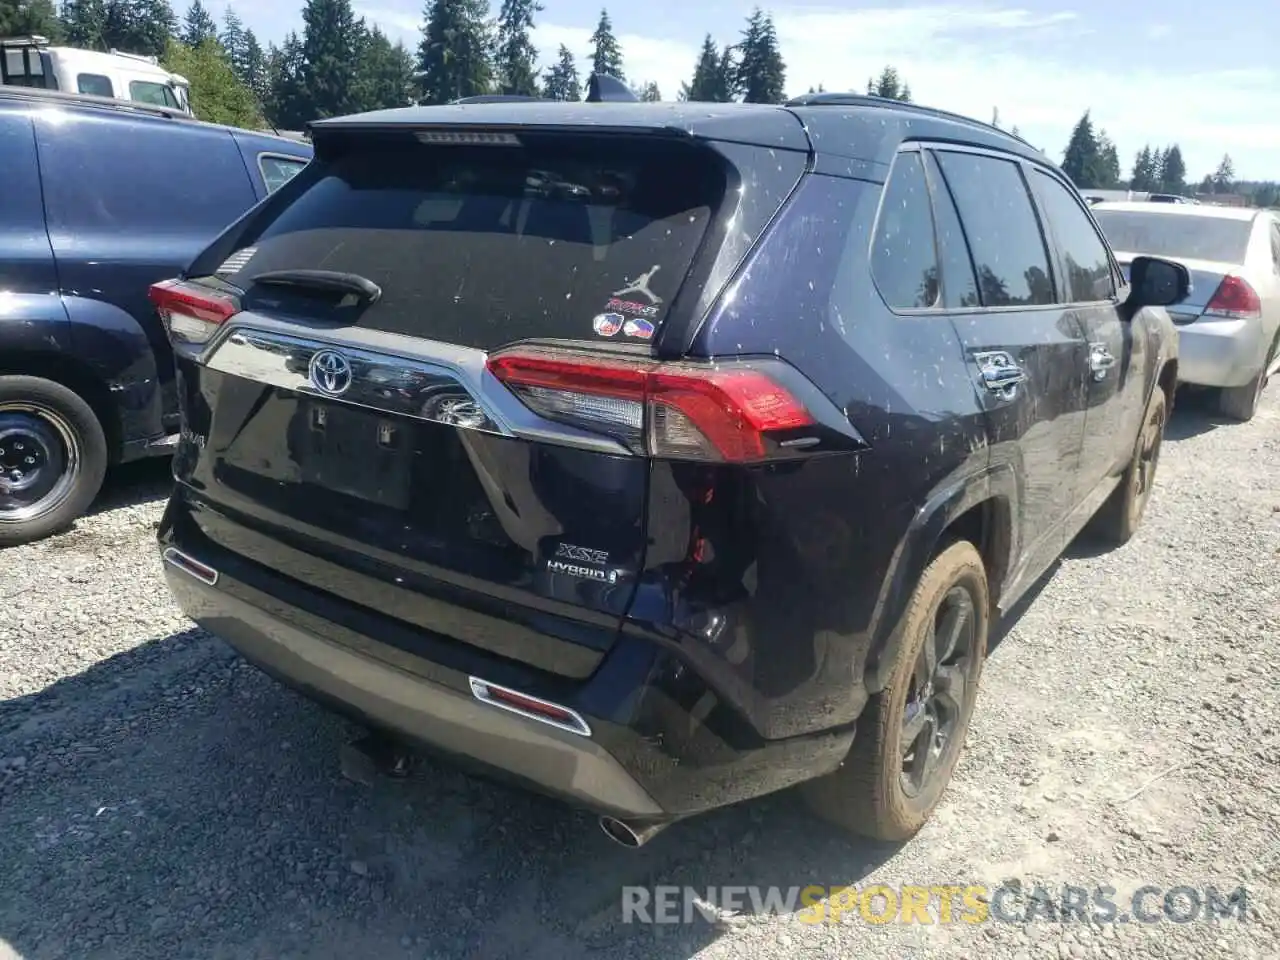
left=1127, top=256, right=1191, bottom=308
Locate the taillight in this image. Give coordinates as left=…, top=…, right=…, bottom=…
left=148, top=278, right=240, bottom=346
left=486, top=346, right=815, bottom=462
left=1204, top=275, right=1261, bottom=319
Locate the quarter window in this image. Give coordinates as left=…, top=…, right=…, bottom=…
left=934, top=151, right=1055, bottom=307
left=259, top=155, right=308, bottom=194
left=77, top=73, right=113, bottom=97
left=871, top=152, right=940, bottom=310
left=1034, top=171, right=1115, bottom=302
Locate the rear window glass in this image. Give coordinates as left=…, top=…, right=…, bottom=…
left=224, top=134, right=725, bottom=350
left=1092, top=210, right=1253, bottom=264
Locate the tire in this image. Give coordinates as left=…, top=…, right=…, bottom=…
left=802, top=540, right=989, bottom=842
left=1217, top=336, right=1275, bottom=422
left=1090, top=386, right=1167, bottom=547
left=0, top=375, right=109, bottom=547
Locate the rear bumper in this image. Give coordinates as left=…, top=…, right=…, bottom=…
left=158, top=517, right=854, bottom=820
left=1176, top=317, right=1266, bottom=388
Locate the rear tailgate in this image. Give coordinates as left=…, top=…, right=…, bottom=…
left=167, top=125, right=741, bottom=676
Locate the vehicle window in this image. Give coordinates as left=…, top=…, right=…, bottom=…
left=1033, top=172, right=1115, bottom=303
left=870, top=152, right=939, bottom=310
left=934, top=151, right=1055, bottom=307
left=129, top=80, right=179, bottom=108
left=1270, top=222, right=1280, bottom=274
left=224, top=133, right=724, bottom=350
left=36, top=116, right=256, bottom=232
left=259, top=155, right=308, bottom=194
left=1091, top=210, right=1253, bottom=264
left=922, top=152, right=980, bottom=309
left=77, top=73, right=114, bottom=97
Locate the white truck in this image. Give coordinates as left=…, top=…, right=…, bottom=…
left=1, top=35, right=192, bottom=113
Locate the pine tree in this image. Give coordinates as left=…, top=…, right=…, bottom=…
left=220, top=8, right=250, bottom=81
left=1131, top=146, right=1156, bottom=191
left=736, top=7, right=785, bottom=103
left=417, top=0, right=493, bottom=104
left=681, top=34, right=730, bottom=102
left=243, top=31, right=268, bottom=103
left=60, top=0, right=108, bottom=48
left=871, top=65, right=909, bottom=101
left=634, top=80, right=659, bottom=101
left=1094, top=130, right=1120, bottom=187
left=2, top=0, right=63, bottom=38
left=300, top=0, right=362, bottom=118
left=1160, top=145, right=1186, bottom=195
left=1061, top=110, right=1100, bottom=187
left=1212, top=154, right=1235, bottom=194
left=540, top=43, right=580, bottom=100
left=352, top=26, right=415, bottom=110
left=264, top=32, right=308, bottom=128
left=588, top=8, right=623, bottom=80
left=181, top=0, right=217, bottom=46
left=493, top=0, right=540, bottom=96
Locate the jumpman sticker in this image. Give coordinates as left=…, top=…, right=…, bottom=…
left=612, top=265, right=663, bottom=305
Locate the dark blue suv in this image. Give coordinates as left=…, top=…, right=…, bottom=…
left=153, top=93, right=1189, bottom=844
left=0, top=87, right=311, bottom=545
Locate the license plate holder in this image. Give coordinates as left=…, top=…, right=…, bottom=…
left=298, top=401, right=413, bottom=509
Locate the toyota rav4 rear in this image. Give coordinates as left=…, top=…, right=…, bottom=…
left=154, top=97, right=1178, bottom=846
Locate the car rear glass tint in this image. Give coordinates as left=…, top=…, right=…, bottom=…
left=223, top=133, right=726, bottom=350
left=1092, top=211, right=1253, bottom=264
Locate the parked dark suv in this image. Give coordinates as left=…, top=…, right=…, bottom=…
left=153, top=92, right=1188, bottom=845
left=0, top=87, right=310, bottom=545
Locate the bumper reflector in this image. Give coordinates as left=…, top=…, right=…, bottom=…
left=468, top=676, right=592, bottom=737
left=162, top=547, right=219, bottom=586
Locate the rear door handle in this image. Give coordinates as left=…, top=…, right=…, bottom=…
left=973, top=351, right=1027, bottom=400
left=1089, top=342, right=1116, bottom=380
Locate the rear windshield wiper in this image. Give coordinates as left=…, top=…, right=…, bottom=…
left=249, top=269, right=382, bottom=304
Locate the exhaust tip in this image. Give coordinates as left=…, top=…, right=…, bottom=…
left=599, top=816, right=643, bottom=848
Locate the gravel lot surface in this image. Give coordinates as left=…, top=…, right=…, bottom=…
left=1, top=390, right=1277, bottom=960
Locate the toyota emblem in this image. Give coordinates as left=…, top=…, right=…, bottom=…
left=308, top=350, right=353, bottom=396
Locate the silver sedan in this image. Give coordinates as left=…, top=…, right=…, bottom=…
left=1093, top=202, right=1280, bottom=421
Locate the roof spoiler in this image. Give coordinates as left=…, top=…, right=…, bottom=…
left=450, top=73, right=638, bottom=106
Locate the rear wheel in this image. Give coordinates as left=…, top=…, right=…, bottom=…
left=0, top=375, right=108, bottom=547
left=1091, top=386, right=1166, bottom=546
left=803, top=540, right=989, bottom=841
left=1217, top=338, right=1275, bottom=422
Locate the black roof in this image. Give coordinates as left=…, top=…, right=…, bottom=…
left=310, top=94, right=1053, bottom=174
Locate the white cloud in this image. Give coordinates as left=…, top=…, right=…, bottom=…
left=347, top=2, right=1280, bottom=180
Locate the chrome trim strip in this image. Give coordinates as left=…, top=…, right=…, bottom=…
left=162, top=547, right=219, bottom=586
left=199, top=314, right=632, bottom=455
left=467, top=676, right=593, bottom=738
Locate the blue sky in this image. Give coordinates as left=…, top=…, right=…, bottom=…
left=208, top=0, right=1280, bottom=181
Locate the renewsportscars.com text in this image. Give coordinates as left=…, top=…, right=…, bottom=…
left=621, top=883, right=1250, bottom=925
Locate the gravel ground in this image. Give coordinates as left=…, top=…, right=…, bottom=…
left=1, top=390, right=1277, bottom=960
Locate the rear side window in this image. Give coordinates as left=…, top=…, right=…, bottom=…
left=934, top=151, right=1055, bottom=307
left=1033, top=171, right=1114, bottom=303
left=258, top=154, right=307, bottom=194
left=1269, top=222, right=1280, bottom=274
left=77, top=73, right=113, bottom=97
left=871, top=152, right=939, bottom=310
left=1091, top=210, right=1253, bottom=264
left=129, top=80, right=180, bottom=108
left=224, top=132, right=725, bottom=350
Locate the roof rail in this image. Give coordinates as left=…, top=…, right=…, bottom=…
left=0, top=34, right=50, bottom=47
left=0, top=84, right=194, bottom=121
left=784, top=91, right=1039, bottom=150
left=452, top=94, right=541, bottom=104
